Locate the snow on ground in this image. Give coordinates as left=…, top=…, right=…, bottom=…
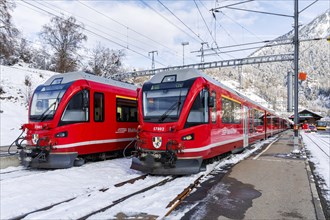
left=0, top=64, right=329, bottom=218
left=301, top=130, right=330, bottom=202
left=0, top=64, right=57, bottom=146
left=0, top=138, right=275, bottom=219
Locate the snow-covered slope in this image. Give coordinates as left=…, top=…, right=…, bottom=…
left=0, top=64, right=57, bottom=145
left=250, top=9, right=330, bottom=114
left=206, top=10, right=330, bottom=116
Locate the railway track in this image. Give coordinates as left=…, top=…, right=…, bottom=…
left=303, top=133, right=330, bottom=158
left=7, top=174, right=174, bottom=220
left=78, top=176, right=176, bottom=220
left=2, top=137, right=278, bottom=219
left=0, top=168, right=48, bottom=182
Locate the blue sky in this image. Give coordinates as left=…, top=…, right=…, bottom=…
left=11, top=0, right=329, bottom=70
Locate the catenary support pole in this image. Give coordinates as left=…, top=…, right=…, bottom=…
left=293, top=0, right=300, bottom=153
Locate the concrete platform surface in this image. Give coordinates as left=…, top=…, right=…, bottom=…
left=182, top=130, right=326, bottom=220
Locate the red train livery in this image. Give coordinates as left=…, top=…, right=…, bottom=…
left=131, top=68, right=288, bottom=175
left=18, top=71, right=138, bottom=168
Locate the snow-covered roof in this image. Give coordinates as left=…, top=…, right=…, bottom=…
left=44, top=71, right=137, bottom=91
left=289, top=109, right=323, bottom=119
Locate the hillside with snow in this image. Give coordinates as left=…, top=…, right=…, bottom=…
left=0, top=64, right=57, bottom=146
left=206, top=9, right=330, bottom=116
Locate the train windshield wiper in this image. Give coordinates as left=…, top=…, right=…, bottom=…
left=158, top=101, right=181, bottom=122
left=38, top=100, right=57, bottom=122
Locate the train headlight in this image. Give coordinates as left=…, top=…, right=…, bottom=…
left=55, top=131, right=68, bottom=138
left=182, top=134, right=194, bottom=141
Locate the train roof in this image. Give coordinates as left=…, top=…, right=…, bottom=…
left=148, top=68, right=276, bottom=115
left=43, top=71, right=138, bottom=91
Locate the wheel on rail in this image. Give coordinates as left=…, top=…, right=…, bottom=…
left=73, top=158, right=85, bottom=167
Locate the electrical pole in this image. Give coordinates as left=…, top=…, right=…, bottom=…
left=293, top=0, right=300, bottom=153
left=148, top=50, right=158, bottom=70
left=181, top=42, right=189, bottom=65
left=200, top=42, right=208, bottom=63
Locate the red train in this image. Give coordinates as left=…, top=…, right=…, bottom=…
left=18, top=71, right=138, bottom=169
left=131, top=68, right=289, bottom=175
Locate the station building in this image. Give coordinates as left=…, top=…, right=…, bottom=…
left=289, top=109, right=323, bottom=125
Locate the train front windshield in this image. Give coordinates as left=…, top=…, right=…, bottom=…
left=143, top=87, right=189, bottom=123
left=29, top=83, right=71, bottom=121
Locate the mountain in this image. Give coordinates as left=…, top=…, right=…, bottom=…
left=206, top=9, right=330, bottom=116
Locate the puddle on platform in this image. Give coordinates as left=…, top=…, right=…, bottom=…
left=182, top=176, right=261, bottom=219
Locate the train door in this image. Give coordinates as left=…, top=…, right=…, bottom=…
left=243, top=106, right=249, bottom=147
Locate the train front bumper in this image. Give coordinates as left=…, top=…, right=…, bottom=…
left=130, top=156, right=204, bottom=175
left=19, top=149, right=77, bottom=169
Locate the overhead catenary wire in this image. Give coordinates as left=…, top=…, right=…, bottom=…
left=140, top=0, right=197, bottom=42
left=19, top=0, right=167, bottom=67
left=157, top=0, right=206, bottom=44
left=193, top=0, right=216, bottom=46
left=139, top=0, right=200, bottom=64
left=36, top=0, right=162, bottom=58
left=193, top=0, right=224, bottom=60
left=77, top=0, right=177, bottom=56
left=219, top=11, right=264, bottom=42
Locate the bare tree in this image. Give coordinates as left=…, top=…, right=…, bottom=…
left=88, top=43, right=125, bottom=78
left=0, top=0, right=19, bottom=63
left=40, top=16, right=87, bottom=73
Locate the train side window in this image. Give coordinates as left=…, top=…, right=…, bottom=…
left=116, top=98, right=137, bottom=122
left=249, top=109, right=254, bottom=133
left=60, top=90, right=89, bottom=124
left=211, top=91, right=216, bottom=123
left=221, top=97, right=241, bottom=124
left=94, top=92, right=104, bottom=122
left=185, top=89, right=209, bottom=128
left=254, top=110, right=264, bottom=130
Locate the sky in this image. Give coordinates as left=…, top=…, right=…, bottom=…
left=10, top=0, right=330, bottom=70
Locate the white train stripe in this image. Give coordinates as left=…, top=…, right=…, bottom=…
left=182, top=137, right=244, bottom=153
left=54, top=138, right=135, bottom=149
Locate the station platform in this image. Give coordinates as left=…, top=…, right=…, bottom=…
left=0, top=146, right=19, bottom=169
left=181, top=130, right=326, bottom=220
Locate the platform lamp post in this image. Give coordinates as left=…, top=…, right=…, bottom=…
left=181, top=42, right=189, bottom=66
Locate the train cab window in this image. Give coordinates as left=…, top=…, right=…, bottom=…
left=221, top=97, right=241, bottom=124
left=185, top=89, right=209, bottom=128
left=60, top=90, right=89, bottom=124
left=116, top=98, right=137, bottom=122
left=211, top=91, right=216, bottom=123
left=94, top=93, right=104, bottom=122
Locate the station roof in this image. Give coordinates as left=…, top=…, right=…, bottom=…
left=289, top=109, right=323, bottom=120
